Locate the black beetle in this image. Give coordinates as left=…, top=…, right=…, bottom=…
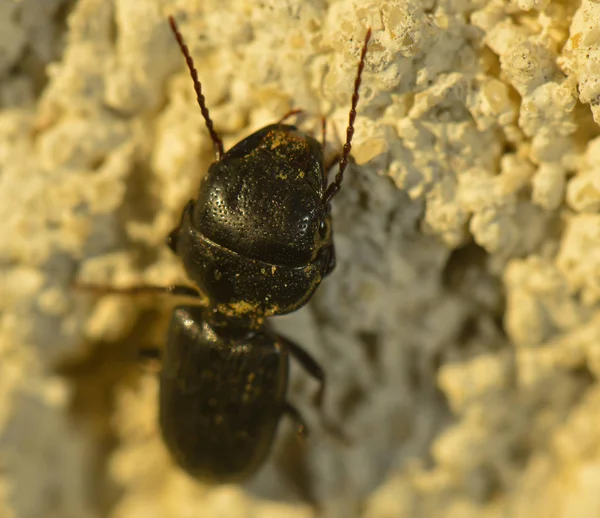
left=78, top=16, right=371, bottom=483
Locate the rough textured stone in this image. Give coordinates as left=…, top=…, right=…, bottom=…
left=2, top=1, right=600, bottom=517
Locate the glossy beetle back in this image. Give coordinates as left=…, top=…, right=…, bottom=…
left=159, top=305, right=289, bottom=482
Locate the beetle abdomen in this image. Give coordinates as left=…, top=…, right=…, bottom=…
left=159, top=306, right=289, bottom=482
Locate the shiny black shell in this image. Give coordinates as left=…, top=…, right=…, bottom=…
left=169, top=124, right=335, bottom=319
left=159, top=305, right=289, bottom=483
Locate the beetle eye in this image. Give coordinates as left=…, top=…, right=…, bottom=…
left=318, top=220, right=329, bottom=240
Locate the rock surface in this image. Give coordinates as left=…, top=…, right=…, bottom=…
left=1, top=1, right=600, bottom=517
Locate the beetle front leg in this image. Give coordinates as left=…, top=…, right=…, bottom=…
left=278, top=335, right=325, bottom=408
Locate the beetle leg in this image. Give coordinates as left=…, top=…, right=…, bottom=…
left=277, top=108, right=304, bottom=125
left=281, top=402, right=309, bottom=438
left=283, top=397, right=352, bottom=446
left=74, top=283, right=201, bottom=298
left=278, top=336, right=325, bottom=409
left=278, top=336, right=354, bottom=446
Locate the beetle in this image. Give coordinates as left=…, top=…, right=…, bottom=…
left=166, top=16, right=370, bottom=321
left=78, top=16, right=371, bottom=483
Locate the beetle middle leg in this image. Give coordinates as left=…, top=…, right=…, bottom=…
left=278, top=335, right=325, bottom=408
left=74, top=282, right=204, bottom=372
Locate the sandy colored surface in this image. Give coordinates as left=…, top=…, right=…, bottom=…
left=2, top=0, right=600, bottom=517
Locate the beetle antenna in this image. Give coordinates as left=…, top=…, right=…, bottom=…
left=324, top=28, right=371, bottom=204
left=168, top=16, right=225, bottom=160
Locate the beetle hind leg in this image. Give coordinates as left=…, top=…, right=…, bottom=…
left=278, top=335, right=325, bottom=409
left=282, top=402, right=309, bottom=439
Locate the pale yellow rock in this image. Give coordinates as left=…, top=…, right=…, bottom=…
left=3, top=0, right=600, bottom=517
left=532, top=163, right=566, bottom=209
